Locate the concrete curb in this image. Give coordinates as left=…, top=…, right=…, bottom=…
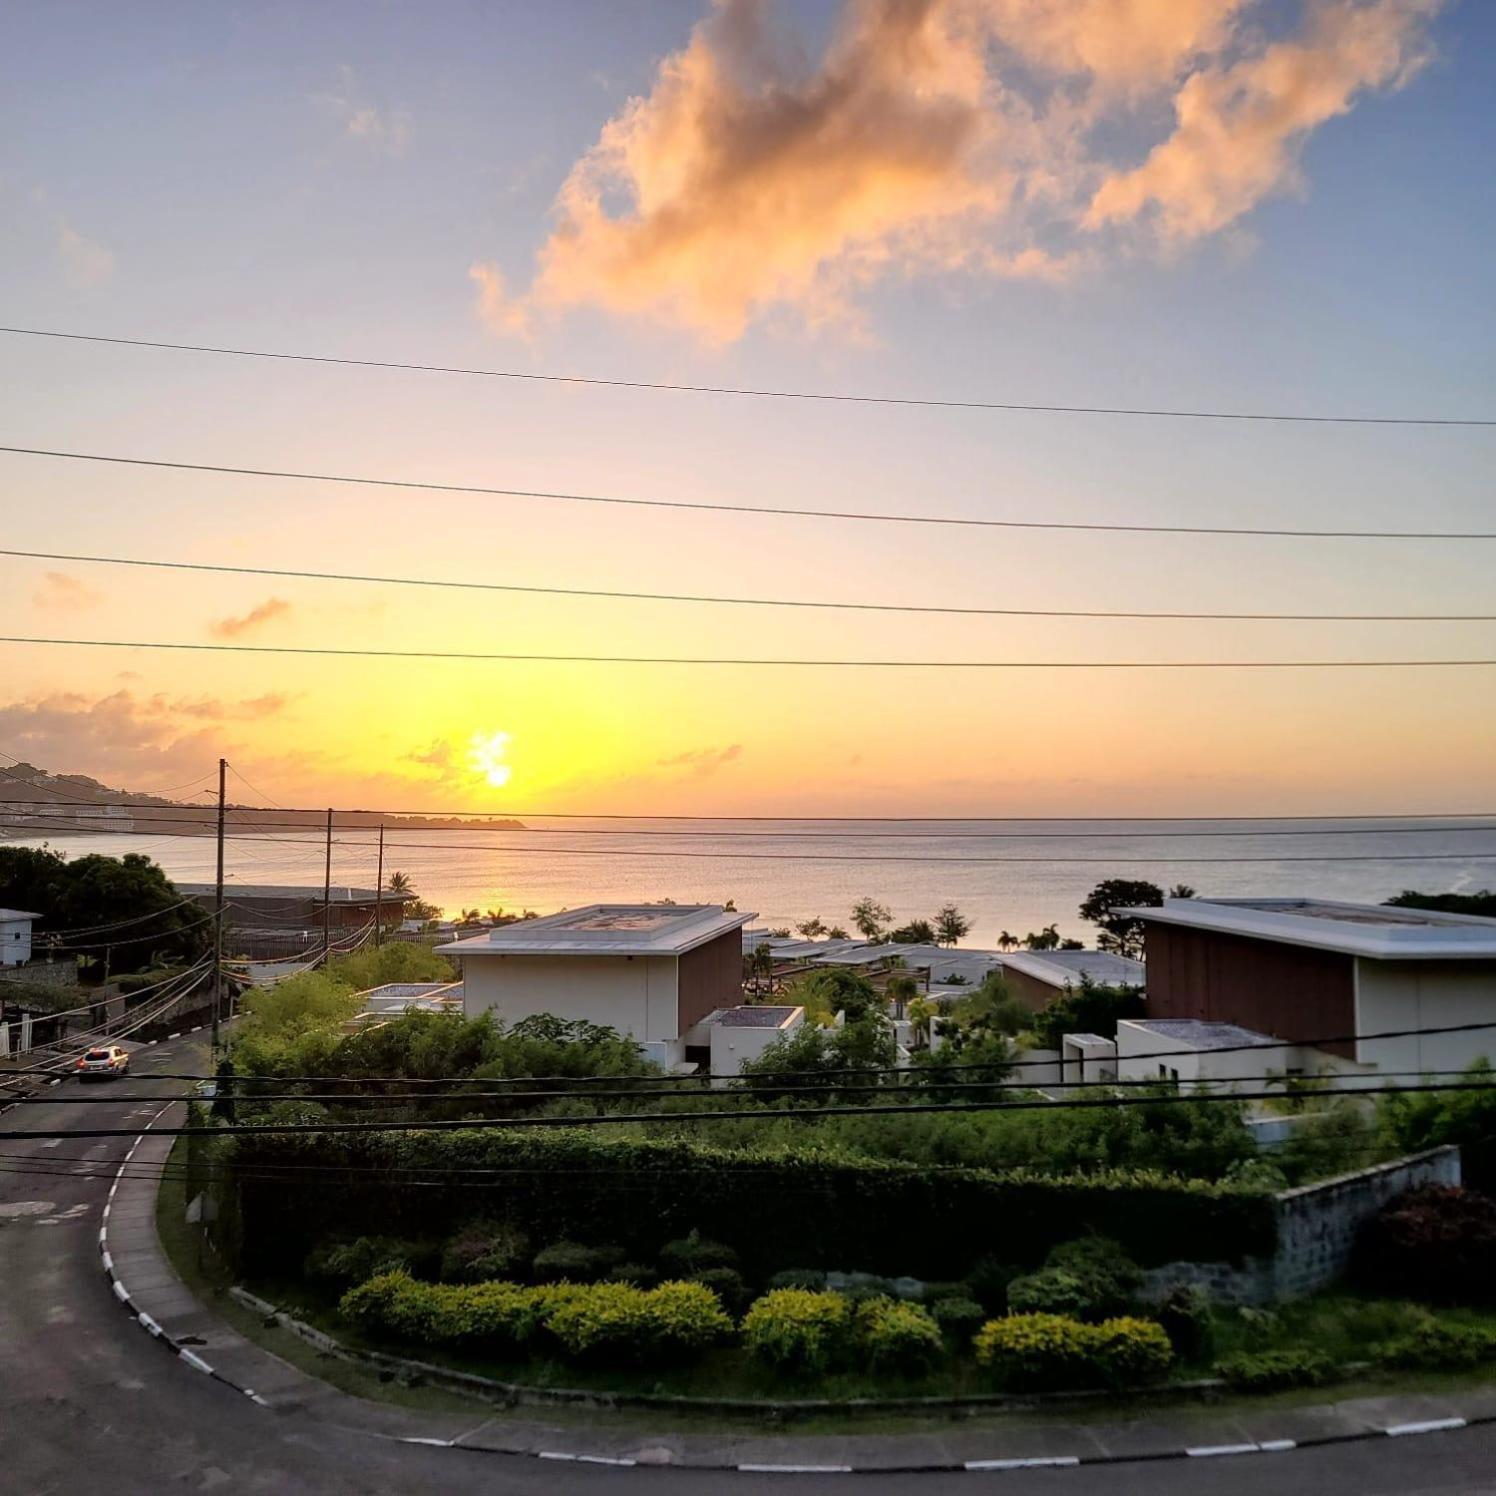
left=219, top=1285, right=1493, bottom=1475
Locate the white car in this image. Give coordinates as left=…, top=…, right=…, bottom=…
left=76, top=1046, right=130, bottom=1082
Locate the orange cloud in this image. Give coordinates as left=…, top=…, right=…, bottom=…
left=479, top=0, right=1440, bottom=342
left=32, top=571, right=103, bottom=611
left=1086, top=0, right=1439, bottom=238
left=209, top=597, right=293, bottom=639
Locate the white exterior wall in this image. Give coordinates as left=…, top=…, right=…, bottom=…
left=0, top=916, right=32, bottom=967
left=458, top=952, right=681, bottom=1043
left=709, top=1012, right=804, bottom=1080
left=1355, top=959, right=1496, bottom=1074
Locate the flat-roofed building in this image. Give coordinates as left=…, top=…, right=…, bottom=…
left=1124, top=896, right=1496, bottom=1073
left=0, top=909, right=37, bottom=968
left=439, top=904, right=755, bottom=1067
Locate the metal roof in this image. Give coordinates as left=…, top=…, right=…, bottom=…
left=998, top=950, right=1145, bottom=989
left=1122, top=1018, right=1279, bottom=1051
left=710, top=1005, right=801, bottom=1028
left=0, top=909, right=39, bottom=921
left=438, top=903, right=756, bottom=958
left=1122, top=897, right=1496, bottom=961
left=178, top=882, right=406, bottom=903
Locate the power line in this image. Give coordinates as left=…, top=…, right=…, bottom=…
left=4, top=325, right=1492, bottom=428
left=6, top=796, right=1496, bottom=825
left=8, top=802, right=1496, bottom=839
left=1, top=544, right=1491, bottom=622
left=11, top=1079, right=1496, bottom=1142
left=7, top=814, right=1495, bottom=862
left=5, top=633, right=1496, bottom=671
left=4, top=444, right=1496, bottom=541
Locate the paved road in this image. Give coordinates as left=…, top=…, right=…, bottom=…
left=2, top=1035, right=1494, bottom=1493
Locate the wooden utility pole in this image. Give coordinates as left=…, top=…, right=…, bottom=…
left=211, top=757, right=225, bottom=1048
left=374, top=823, right=385, bottom=947
left=322, top=808, right=333, bottom=964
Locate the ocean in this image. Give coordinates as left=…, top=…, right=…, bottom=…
left=10, top=818, right=1496, bottom=946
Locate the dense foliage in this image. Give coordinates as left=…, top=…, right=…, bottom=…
left=973, top=1313, right=1172, bottom=1391
left=1386, top=889, right=1496, bottom=917
left=1350, top=1184, right=1496, bottom=1305
left=1213, top=1348, right=1332, bottom=1392
left=340, top=1272, right=733, bottom=1365
left=0, top=845, right=205, bottom=974
left=1076, top=879, right=1165, bottom=960
left=1030, top=980, right=1145, bottom=1048
left=216, top=1127, right=1277, bottom=1283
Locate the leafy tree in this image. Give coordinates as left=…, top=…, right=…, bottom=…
left=796, top=916, right=828, bottom=938
left=738, top=1011, right=896, bottom=1095
left=387, top=870, right=413, bottom=894
left=1077, top=878, right=1165, bottom=959
left=934, top=904, right=971, bottom=947
left=850, top=897, right=892, bottom=941
left=0, top=847, right=206, bottom=975
left=1168, top=884, right=1198, bottom=900
left=786, top=967, right=883, bottom=1025
left=889, top=919, right=935, bottom=944
left=1387, top=889, right=1496, bottom=917
left=1031, top=979, right=1145, bottom=1049
left=826, top=925, right=849, bottom=940
left=746, top=942, right=775, bottom=997
left=1022, top=924, right=1062, bottom=950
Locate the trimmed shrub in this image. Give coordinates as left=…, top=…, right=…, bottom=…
left=1376, top=1320, right=1496, bottom=1371
left=305, top=1235, right=433, bottom=1289
left=339, top=1273, right=731, bottom=1365
left=532, top=1241, right=627, bottom=1284
left=974, top=1313, right=1095, bottom=1392
left=1007, top=1269, right=1096, bottom=1320
left=855, top=1298, right=944, bottom=1376
left=919, top=1282, right=970, bottom=1306
left=1214, top=1349, right=1333, bottom=1393
left=1154, top=1284, right=1214, bottom=1361
left=219, top=1129, right=1277, bottom=1284
left=691, top=1266, right=750, bottom=1315
left=542, top=1280, right=733, bottom=1365
left=1007, top=1238, right=1141, bottom=1322
left=1351, top=1185, right=1496, bottom=1305
left=659, top=1230, right=739, bottom=1277
left=974, top=1313, right=1172, bottom=1392
left=742, top=1290, right=853, bottom=1374
left=440, top=1221, right=530, bottom=1284
left=931, top=1296, right=987, bottom=1347
left=1089, top=1317, right=1173, bottom=1388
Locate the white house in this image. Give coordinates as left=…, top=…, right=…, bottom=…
left=438, top=903, right=755, bottom=1068
left=682, top=1003, right=805, bottom=1083
left=1123, top=896, right=1496, bottom=1077
left=0, top=909, right=37, bottom=967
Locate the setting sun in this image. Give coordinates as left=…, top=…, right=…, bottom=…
left=468, top=730, right=513, bottom=789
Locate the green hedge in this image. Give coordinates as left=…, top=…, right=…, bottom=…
left=217, top=1129, right=1275, bottom=1281
left=340, top=1272, right=732, bottom=1365
left=974, top=1313, right=1172, bottom=1391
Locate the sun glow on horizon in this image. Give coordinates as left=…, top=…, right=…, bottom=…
left=468, top=729, right=513, bottom=789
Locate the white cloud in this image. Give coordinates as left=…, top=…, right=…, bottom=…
left=57, top=225, right=113, bottom=288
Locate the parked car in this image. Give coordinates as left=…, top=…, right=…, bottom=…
left=76, top=1046, right=130, bottom=1081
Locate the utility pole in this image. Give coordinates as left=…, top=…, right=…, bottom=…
left=322, top=808, right=333, bottom=965
left=374, top=822, right=385, bottom=948
left=211, top=757, right=225, bottom=1048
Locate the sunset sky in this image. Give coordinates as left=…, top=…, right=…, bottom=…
left=1, top=0, right=1492, bottom=816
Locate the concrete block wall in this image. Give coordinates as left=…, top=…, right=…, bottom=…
left=1140, top=1145, right=1461, bottom=1306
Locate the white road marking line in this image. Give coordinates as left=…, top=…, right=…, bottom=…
left=113, top=1281, right=131, bottom=1304
left=1386, top=1418, right=1467, bottom=1437
left=137, top=1312, right=162, bottom=1337
left=101, top=1251, right=112, bottom=1272
left=737, top=1465, right=855, bottom=1474
left=1259, top=1439, right=1297, bottom=1452
left=40, top=1138, right=62, bottom=1149
left=964, top=1457, right=1081, bottom=1471
left=1187, top=1444, right=1262, bottom=1458
left=178, top=1349, right=214, bottom=1375
left=403, top=1438, right=455, bottom=1447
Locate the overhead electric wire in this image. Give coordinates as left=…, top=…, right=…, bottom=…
left=4, top=444, right=1496, bottom=541
left=14, top=1079, right=1496, bottom=1143
left=1, top=544, right=1491, bottom=622
left=7, top=802, right=1496, bottom=839
left=5, top=796, right=1493, bottom=824
left=5, top=632, right=1496, bottom=671
left=4, top=325, right=1492, bottom=427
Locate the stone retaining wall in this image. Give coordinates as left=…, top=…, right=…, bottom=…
left=1142, top=1145, right=1461, bottom=1305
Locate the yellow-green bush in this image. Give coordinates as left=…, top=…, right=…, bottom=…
left=855, top=1297, right=944, bottom=1375
left=338, top=1272, right=731, bottom=1365
left=741, top=1289, right=853, bottom=1374
left=974, top=1312, right=1172, bottom=1392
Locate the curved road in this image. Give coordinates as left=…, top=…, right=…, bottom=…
left=1, top=1033, right=1492, bottom=1494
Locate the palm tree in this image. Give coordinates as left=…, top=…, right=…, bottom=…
left=997, top=930, right=1018, bottom=952
left=748, top=943, right=775, bottom=998
left=886, top=972, right=919, bottom=1021
left=387, top=870, right=413, bottom=895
